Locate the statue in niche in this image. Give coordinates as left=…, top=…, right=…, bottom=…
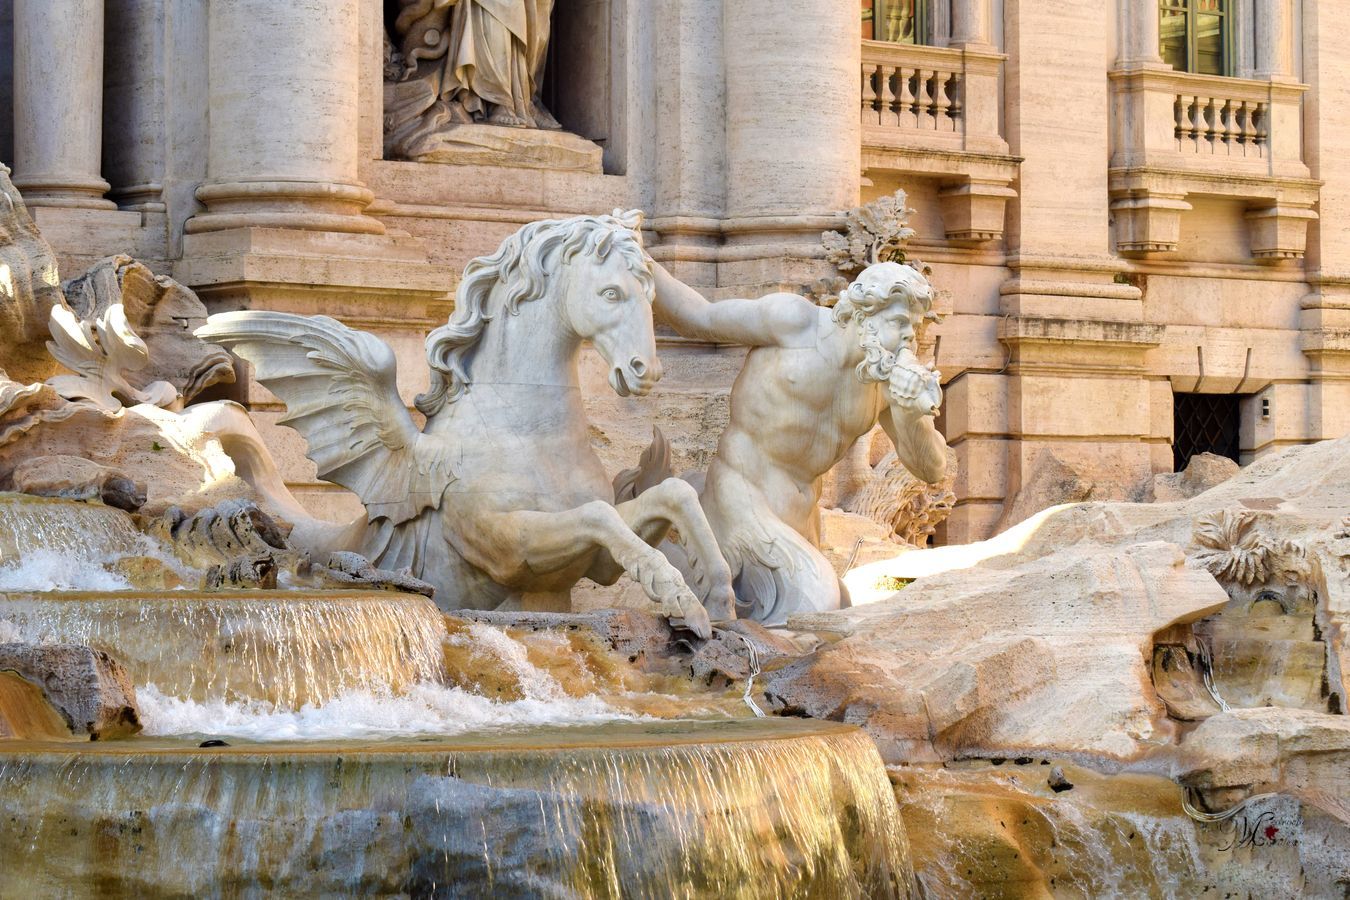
left=651, top=260, right=949, bottom=625
left=384, top=0, right=600, bottom=170
left=198, top=212, right=733, bottom=638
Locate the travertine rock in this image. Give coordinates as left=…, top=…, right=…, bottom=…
left=0, top=400, right=262, bottom=518
left=9, top=455, right=146, bottom=511
left=0, top=643, right=140, bottom=739
left=0, top=165, right=67, bottom=385
left=1187, top=509, right=1336, bottom=712
left=1150, top=451, right=1240, bottom=502
left=313, top=550, right=435, bottom=598
left=843, top=448, right=958, bottom=548
left=0, top=671, right=74, bottom=741
left=894, top=760, right=1350, bottom=900
left=456, top=608, right=677, bottom=671
left=767, top=541, right=1229, bottom=764
left=993, top=449, right=1095, bottom=535
left=1176, top=707, right=1350, bottom=798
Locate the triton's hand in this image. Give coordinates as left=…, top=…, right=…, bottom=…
left=887, top=357, right=942, bottom=418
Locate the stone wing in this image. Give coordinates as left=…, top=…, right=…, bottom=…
left=197, top=311, right=453, bottom=524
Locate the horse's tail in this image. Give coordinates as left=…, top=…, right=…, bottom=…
left=612, top=426, right=672, bottom=503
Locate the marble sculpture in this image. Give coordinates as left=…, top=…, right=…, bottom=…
left=193, top=214, right=949, bottom=630
left=198, top=211, right=732, bottom=638
left=385, top=0, right=561, bottom=161
left=651, top=261, right=948, bottom=624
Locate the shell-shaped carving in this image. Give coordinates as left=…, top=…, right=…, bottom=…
left=1191, top=509, right=1274, bottom=587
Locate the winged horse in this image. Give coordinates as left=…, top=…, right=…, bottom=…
left=196, top=211, right=733, bottom=637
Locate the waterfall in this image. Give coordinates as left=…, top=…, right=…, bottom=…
left=0, top=720, right=914, bottom=898
left=0, top=591, right=449, bottom=708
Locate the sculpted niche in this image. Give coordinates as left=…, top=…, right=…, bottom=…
left=384, top=0, right=601, bottom=171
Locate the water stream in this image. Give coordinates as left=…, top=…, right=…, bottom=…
left=0, top=493, right=916, bottom=896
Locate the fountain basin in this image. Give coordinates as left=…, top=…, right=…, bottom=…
left=0, top=718, right=913, bottom=898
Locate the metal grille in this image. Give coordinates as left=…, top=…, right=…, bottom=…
left=1173, top=393, right=1241, bottom=470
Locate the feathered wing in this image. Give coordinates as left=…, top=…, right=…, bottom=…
left=196, top=311, right=453, bottom=524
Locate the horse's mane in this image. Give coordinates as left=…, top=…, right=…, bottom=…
left=416, top=210, right=652, bottom=416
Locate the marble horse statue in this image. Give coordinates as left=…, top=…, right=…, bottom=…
left=197, top=211, right=732, bottom=637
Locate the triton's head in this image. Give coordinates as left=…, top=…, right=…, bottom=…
left=832, top=262, right=934, bottom=383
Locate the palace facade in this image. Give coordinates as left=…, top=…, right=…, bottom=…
left=1, top=0, right=1346, bottom=542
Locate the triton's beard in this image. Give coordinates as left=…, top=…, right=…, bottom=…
left=855, top=319, right=896, bottom=384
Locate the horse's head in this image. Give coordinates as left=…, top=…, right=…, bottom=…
left=555, top=213, right=660, bottom=398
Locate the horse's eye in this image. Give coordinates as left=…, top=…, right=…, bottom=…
left=602, top=288, right=622, bottom=302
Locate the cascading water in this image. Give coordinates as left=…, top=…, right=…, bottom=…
left=0, top=493, right=917, bottom=896
left=0, top=721, right=912, bottom=897
left=0, top=590, right=449, bottom=708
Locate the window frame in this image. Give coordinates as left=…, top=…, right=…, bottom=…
left=1159, top=0, right=1233, bottom=77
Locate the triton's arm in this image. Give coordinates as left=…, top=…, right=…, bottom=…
left=879, top=351, right=948, bottom=484
left=879, top=404, right=948, bottom=485
left=650, top=261, right=816, bottom=347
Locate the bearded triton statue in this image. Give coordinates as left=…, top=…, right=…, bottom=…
left=651, top=261, right=949, bottom=626
left=386, top=0, right=561, bottom=160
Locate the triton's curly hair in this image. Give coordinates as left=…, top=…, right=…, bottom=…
left=831, top=262, right=933, bottom=383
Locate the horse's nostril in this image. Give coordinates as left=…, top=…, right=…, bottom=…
left=629, top=357, right=647, bottom=377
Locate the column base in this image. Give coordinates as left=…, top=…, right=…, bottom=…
left=185, top=181, right=386, bottom=236
left=11, top=173, right=116, bottom=210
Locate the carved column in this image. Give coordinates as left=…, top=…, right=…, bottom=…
left=950, top=0, right=992, bottom=48
left=720, top=0, right=859, bottom=289
left=1117, top=0, right=1165, bottom=68
left=1254, top=0, right=1291, bottom=79
left=11, top=0, right=115, bottom=208
left=186, top=0, right=382, bottom=235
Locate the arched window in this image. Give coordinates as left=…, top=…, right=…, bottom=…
left=863, top=0, right=930, bottom=45
left=1159, top=0, right=1230, bottom=75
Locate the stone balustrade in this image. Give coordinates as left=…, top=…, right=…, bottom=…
left=861, top=44, right=963, bottom=136
left=1172, top=89, right=1269, bottom=157
left=1109, top=67, right=1317, bottom=260
left=858, top=40, right=1017, bottom=247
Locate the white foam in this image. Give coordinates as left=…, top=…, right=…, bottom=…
left=0, top=535, right=196, bottom=593
left=0, top=548, right=136, bottom=592
left=136, top=682, right=629, bottom=741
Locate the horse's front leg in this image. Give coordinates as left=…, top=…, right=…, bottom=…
left=587, top=478, right=736, bottom=623
left=476, top=503, right=712, bottom=638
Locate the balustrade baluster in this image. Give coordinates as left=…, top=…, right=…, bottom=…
left=1202, top=97, right=1218, bottom=152
left=916, top=69, right=936, bottom=130
left=861, top=63, right=879, bottom=125
left=1173, top=95, right=1187, bottom=145
left=1216, top=100, right=1235, bottom=153
left=878, top=65, right=898, bottom=127
left=1188, top=95, right=1205, bottom=147
left=898, top=67, right=918, bottom=128
left=1253, top=103, right=1269, bottom=152
left=946, top=74, right=964, bottom=133
left=933, top=71, right=955, bottom=133
left=1237, top=101, right=1256, bottom=149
